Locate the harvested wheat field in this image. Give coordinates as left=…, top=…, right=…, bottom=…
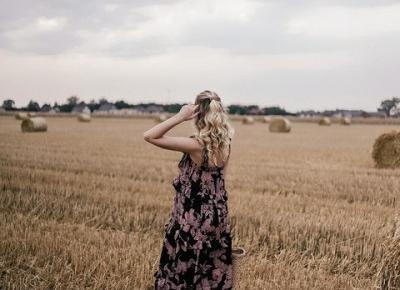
left=1, top=115, right=399, bottom=290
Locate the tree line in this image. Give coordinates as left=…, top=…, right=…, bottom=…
left=1, top=96, right=399, bottom=117
left=1, top=96, right=293, bottom=115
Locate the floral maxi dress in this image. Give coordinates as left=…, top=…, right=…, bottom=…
left=154, top=138, right=233, bottom=290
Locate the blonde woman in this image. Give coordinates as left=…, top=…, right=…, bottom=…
left=144, top=90, right=235, bottom=289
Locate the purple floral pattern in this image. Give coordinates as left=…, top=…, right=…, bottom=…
left=154, top=137, right=233, bottom=289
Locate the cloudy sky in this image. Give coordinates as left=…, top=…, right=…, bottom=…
left=0, top=0, right=399, bottom=111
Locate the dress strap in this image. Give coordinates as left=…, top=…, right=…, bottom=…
left=201, top=148, right=209, bottom=168
left=228, top=137, right=232, bottom=159
left=189, top=135, right=231, bottom=168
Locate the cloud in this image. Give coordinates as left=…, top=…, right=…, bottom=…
left=0, top=0, right=179, bottom=55
left=36, top=16, right=67, bottom=31
left=287, top=3, right=400, bottom=38
left=1, top=0, right=399, bottom=56
left=0, top=0, right=399, bottom=110
left=0, top=15, right=79, bottom=54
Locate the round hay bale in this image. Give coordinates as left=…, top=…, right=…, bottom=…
left=242, top=116, right=254, bottom=124
left=261, top=116, right=271, bottom=123
left=341, top=116, right=351, bottom=125
left=21, top=117, right=47, bottom=132
left=155, top=114, right=168, bottom=123
left=78, top=113, right=91, bottom=122
left=27, top=112, right=37, bottom=117
left=269, top=117, right=291, bottom=133
left=319, top=117, right=331, bottom=126
left=372, top=131, right=400, bottom=169
left=232, top=247, right=246, bottom=285
left=15, top=112, right=28, bottom=120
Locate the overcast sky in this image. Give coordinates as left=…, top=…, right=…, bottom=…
left=0, top=0, right=399, bottom=111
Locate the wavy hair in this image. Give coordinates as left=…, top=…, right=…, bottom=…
left=192, top=90, right=234, bottom=167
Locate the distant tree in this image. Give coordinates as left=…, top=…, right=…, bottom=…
left=99, top=97, right=109, bottom=105
left=361, top=111, right=370, bottom=118
left=27, top=100, right=40, bottom=112
left=58, top=104, right=69, bottom=112
left=67, top=95, right=79, bottom=106
left=2, top=99, right=15, bottom=110
left=228, top=105, right=247, bottom=115
left=263, top=106, right=290, bottom=115
left=164, top=103, right=183, bottom=113
left=247, top=105, right=261, bottom=115
left=133, top=102, right=158, bottom=109
left=88, top=99, right=100, bottom=112
left=115, top=100, right=131, bottom=109
left=379, top=97, right=400, bottom=117
left=59, top=96, right=80, bottom=112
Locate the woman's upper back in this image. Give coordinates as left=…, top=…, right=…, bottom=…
left=187, top=135, right=231, bottom=170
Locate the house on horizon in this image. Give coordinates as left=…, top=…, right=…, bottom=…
left=93, top=102, right=118, bottom=114
left=297, top=110, right=321, bottom=118
left=98, top=103, right=117, bottom=112
left=40, top=104, right=52, bottom=112
left=146, top=104, right=164, bottom=114
left=248, top=107, right=263, bottom=115
left=115, top=108, right=141, bottom=115
left=72, top=103, right=90, bottom=114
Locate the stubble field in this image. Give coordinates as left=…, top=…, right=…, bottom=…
left=0, top=115, right=399, bottom=290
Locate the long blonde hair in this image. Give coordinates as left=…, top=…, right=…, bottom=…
left=193, top=90, right=234, bottom=167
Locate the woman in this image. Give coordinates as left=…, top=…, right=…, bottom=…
left=143, top=90, right=235, bottom=289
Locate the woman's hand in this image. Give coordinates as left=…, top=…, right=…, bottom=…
left=177, top=104, right=199, bottom=121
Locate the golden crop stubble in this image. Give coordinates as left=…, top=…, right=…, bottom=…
left=0, top=116, right=399, bottom=290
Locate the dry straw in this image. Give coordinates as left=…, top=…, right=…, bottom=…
left=372, top=131, right=400, bottom=169
left=319, top=117, right=331, bottom=126
left=78, top=113, right=91, bottom=122
left=341, top=117, right=351, bottom=125
left=269, top=117, right=291, bottom=133
left=242, top=116, right=255, bottom=125
left=21, top=117, right=47, bottom=132
left=155, top=114, right=168, bottom=123
left=27, top=112, right=37, bottom=117
left=15, top=112, right=28, bottom=120
left=376, top=215, right=400, bottom=290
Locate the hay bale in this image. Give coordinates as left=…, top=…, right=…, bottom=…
left=269, top=117, right=291, bottom=133
left=78, top=113, right=91, bottom=122
left=155, top=114, right=168, bottom=123
left=15, top=112, right=28, bottom=120
left=242, top=116, right=254, bottom=124
left=377, top=217, right=400, bottom=290
left=27, top=112, right=37, bottom=117
left=372, top=131, right=400, bottom=169
left=21, top=117, right=47, bottom=132
left=341, top=116, right=351, bottom=125
left=232, top=247, right=246, bottom=285
left=319, top=117, right=331, bottom=126
left=261, top=116, right=271, bottom=123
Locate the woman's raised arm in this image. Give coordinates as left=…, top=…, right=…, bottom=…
left=143, top=104, right=201, bottom=153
